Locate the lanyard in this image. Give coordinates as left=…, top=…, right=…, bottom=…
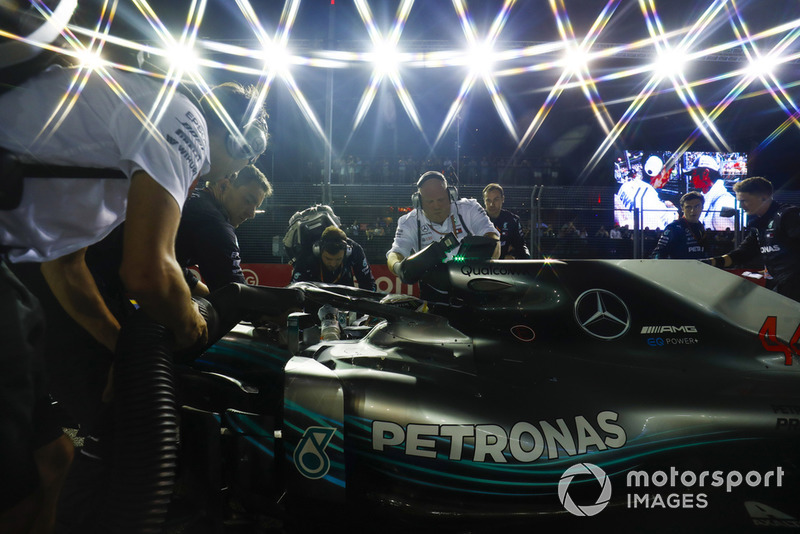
left=429, top=214, right=459, bottom=236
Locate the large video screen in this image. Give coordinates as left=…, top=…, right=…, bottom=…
left=614, top=150, right=747, bottom=231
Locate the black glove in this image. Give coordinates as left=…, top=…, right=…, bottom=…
left=700, top=256, right=725, bottom=268
left=395, top=233, right=457, bottom=284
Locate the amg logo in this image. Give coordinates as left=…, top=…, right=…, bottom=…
left=641, top=326, right=698, bottom=334
left=760, top=245, right=781, bottom=253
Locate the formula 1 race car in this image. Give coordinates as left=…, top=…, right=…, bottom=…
left=104, top=254, right=800, bottom=533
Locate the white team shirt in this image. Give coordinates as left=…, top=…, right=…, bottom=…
left=700, top=180, right=736, bottom=231
left=388, top=198, right=498, bottom=262
left=0, top=65, right=211, bottom=262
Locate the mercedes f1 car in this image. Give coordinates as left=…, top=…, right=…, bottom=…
left=104, top=254, right=800, bottom=532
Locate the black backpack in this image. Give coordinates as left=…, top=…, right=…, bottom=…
left=283, top=205, right=341, bottom=262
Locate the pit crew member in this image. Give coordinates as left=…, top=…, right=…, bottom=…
left=704, top=176, right=800, bottom=302
left=177, top=164, right=273, bottom=294
left=292, top=225, right=376, bottom=290
left=482, top=183, right=531, bottom=259
left=387, top=172, right=500, bottom=298
left=0, top=60, right=267, bottom=529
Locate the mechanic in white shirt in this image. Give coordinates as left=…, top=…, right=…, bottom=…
left=0, top=64, right=267, bottom=528
left=387, top=171, right=500, bottom=292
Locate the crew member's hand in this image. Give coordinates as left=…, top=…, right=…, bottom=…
left=174, top=300, right=209, bottom=350
left=700, top=256, right=725, bottom=268
left=392, top=258, right=408, bottom=283
left=504, top=254, right=516, bottom=259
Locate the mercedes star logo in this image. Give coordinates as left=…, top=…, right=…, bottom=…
left=574, top=289, right=631, bottom=340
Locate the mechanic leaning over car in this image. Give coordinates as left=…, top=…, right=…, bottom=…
left=0, top=46, right=268, bottom=530
left=650, top=191, right=708, bottom=259
left=703, top=176, right=800, bottom=302
left=482, top=183, right=531, bottom=259
left=387, top=171, right=500, bottom=300
left=292, top=225, right=376, bottom=290
left=177, top=164, right=273, bottom=295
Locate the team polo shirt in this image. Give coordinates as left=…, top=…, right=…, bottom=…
left=0, top=65, right=210, bottom=263
left=388, top=198, right=498, bottom=262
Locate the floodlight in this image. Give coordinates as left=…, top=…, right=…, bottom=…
left=563, top=46, right=589, bottom=75
left=263, top=42, right=292, bottom=74
left=652, top=48, right=688, bottom=79
left=165, top=44, right=199, bottom=73
left=371, top=40, right=401, bottom=75
left=467, top=41, right=495, bottom=76
left=746, top=54, right=779, bottom=78
left=75, top=48, right=103, bottom=71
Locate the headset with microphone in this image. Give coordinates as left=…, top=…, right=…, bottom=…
left=136, top=50, right=267, bottom=163
left=312, top=237, right=352, bottom=260
left=411, top=171, right=458, bottom=210
left=411, top=171, right=470, bottom=249
left=224, top=120, right=267, bottom=162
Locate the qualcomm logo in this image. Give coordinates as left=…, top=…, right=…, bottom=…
left=574, top=289, right=631, bottom=340
left=558, top=463, right=612, bottom=517
left=294, top=426, right=336, bottom=479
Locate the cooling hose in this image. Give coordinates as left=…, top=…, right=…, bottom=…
left=100, top=297, right=216, bottom=533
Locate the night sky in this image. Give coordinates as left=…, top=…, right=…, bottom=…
left=59, top=0, right=800, bottom=187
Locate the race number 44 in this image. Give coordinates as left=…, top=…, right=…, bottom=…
left=758, top=316, right=800, bottom=366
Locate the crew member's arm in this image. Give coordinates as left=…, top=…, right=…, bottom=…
left=351, top=243, right=376, bottom=291
left=507, top=215, right=531, bottom=259
left=704, top=227, right=757, bottom=268
left=650, top=226, right=673, bottom=259
left=387, top=213, right=416, bottom=277
left=119, top=171, right=207, bottom=349
left=465, top=199, right=501, bottom=259
left=387, top=251, right=406, bottom=277
left=484, top=232, right=501, bottom=259
left=783, top=207, right=800, bottom=239
left=290, top=256, right=316, bottom=283
left=183, top=268, right=210, bottom=297
left=40, top=248, right=121, bottom=352
left=177, top=211, right=245, bottom=292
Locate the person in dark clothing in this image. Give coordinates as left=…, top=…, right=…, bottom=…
left=704, top=176, right=800, bottom=302
left=482, top=183, right=531, bottom=259
left=292, top=226, right=376, bottom=290
left=177, top=165, right=272, bottom=294
left=650, top=191, right=708, bottom=259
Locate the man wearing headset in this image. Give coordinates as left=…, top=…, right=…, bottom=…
left=387, top=171, right=500, bottom=294
left=292, top=225, right=376, bottom=290
left=0, top=55, right=268, bottom=528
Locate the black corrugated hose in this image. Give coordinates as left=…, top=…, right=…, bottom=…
left=97, top=284, right=302, bottom=532
left=98, top=310, right=179, bottom=533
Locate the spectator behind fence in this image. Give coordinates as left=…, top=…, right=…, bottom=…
left=703, top=176, right=800, bottom=302
left=292, top=225, right=376, bottom=290
left=482, top=183, right=531, bottom=259
left=650, top=191, right=708, bottom=259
